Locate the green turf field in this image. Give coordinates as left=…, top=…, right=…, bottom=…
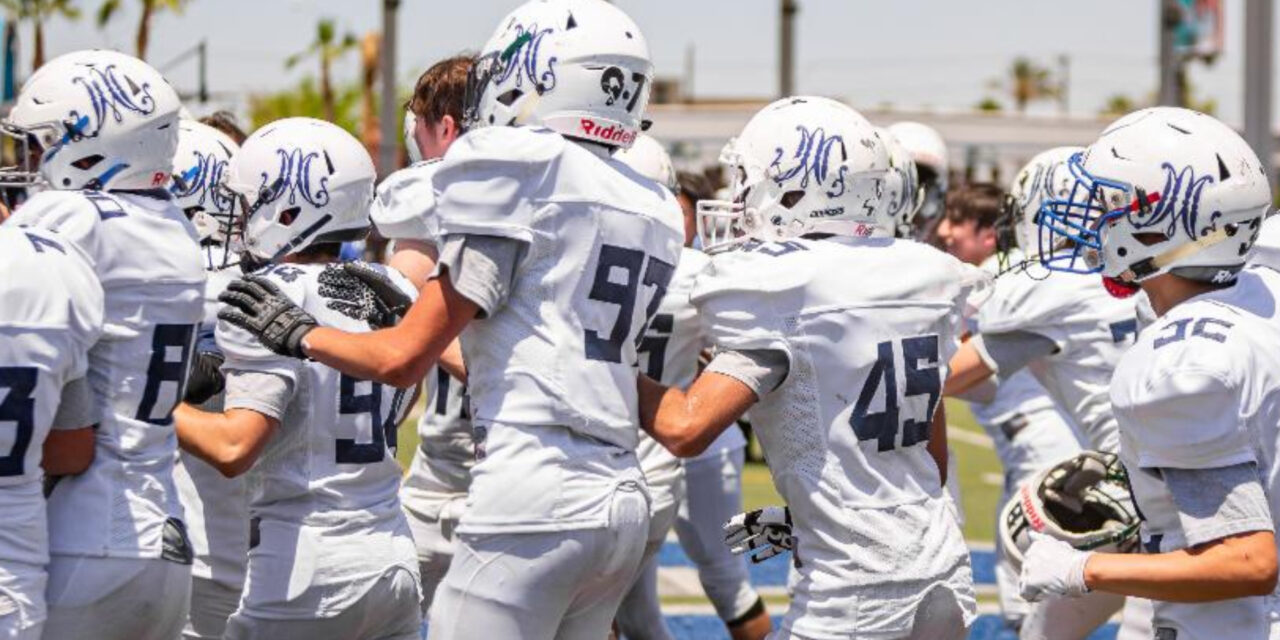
left=395, top=397, right=1004, bottom=543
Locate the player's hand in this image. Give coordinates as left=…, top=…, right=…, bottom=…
left=1019, top=532, right=1092, bottom=602
left=183, top=351, right=225, bottom=405
left=317, top=262, right=410, bottom=329
left=724, top=506, right=795, bottom=564
left=217, top=275, right=316, bottom=359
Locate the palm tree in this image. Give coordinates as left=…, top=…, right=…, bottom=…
left=1009, top=57, right=1058, bottom=114
left=0, top=0, right=80, bottom=69
left=95, top=0, right=189, bottom=61
left=1100, top=93, right=1136, bottom=117
left=285, top=18, right=357, bottom=123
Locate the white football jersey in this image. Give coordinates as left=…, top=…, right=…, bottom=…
left=175, top=264, right=249, bottom=587
left=431, top=126, right=682, bottom=534
left=635, top=247, right=709, bottom=511
left=1250, top=214, right=1280, bottom=272
left=217, top=262, right=418, bottom=617
left=10, top=189, right=205, bottom=559
left=693, top=236, right=982, bottom=637
left=371, top=159, right=475, bottom=519
left=1110, top=266, right=1280, bottom=638
left=967, top=253, right=1081, bottom=470
left=0, top=226, right=104, bottom=568
left=976, top=260, right=1139, bottom=452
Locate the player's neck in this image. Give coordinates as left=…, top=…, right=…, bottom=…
left=1141, top=272, right=1231, bottom=316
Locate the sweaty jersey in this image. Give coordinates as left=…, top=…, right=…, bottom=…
left=174, top=262, right=249, bottom=588
left=217, top=262, right=417, bottom=618
left=1110, top=266, right=1280, bottom=638
left=693, top=236, right=982, bottom=638
left=11, top=189, right=205, bottom=559
left=976, top=259, right=1138, bottom=452
left=371, top=159, right=475, bottom=520
left=0, top=226, right=104, bottom=569
left=431, top=126, right=682, bottom=534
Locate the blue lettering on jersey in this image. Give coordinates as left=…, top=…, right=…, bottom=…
left=24, top=231, right=65, bottom=254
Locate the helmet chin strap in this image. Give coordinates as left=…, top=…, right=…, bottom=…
left=1116, top=226, right=1231, bottom=284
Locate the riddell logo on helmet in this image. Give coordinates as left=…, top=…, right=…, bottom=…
left=1019, top=485, right=1046, bottom=531
left=579, top=119, right=636, bottom=146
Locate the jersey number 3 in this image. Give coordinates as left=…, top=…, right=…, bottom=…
left=0, top=367, right=37, bottom=477
left=850, top=335, right=942, bottom=452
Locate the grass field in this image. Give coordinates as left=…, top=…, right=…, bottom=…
left=395, top=396, right=1005, bottom=542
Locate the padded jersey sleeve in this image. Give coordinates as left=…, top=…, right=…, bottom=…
left=8, top=191, right=109, bottom=270
left=432, top=126, right=565, bottom=245
left=370, top=159, right=442, bottom=243
left=214, top=271, right=306, bottom=384
left=433, top=235, right=525, bottom=318
left=690, top=249, right=802, bottom=361
left=705, top=348, right=790, bottom=398
left=975, top=269, right=1065, bottom=346
left=1164, top=464, right=1274, bottom=546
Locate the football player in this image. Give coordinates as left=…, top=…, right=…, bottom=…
left=169, top=117, right=250, bottom=640
left=1019, top=106, right=1280, bottom=639
left=642, top=96, right=981, bottom=639
left=4, top=50, right=205, bottom=640
left=0, top=225, right=104, bottom=640
left=888, top=121, right=949, bottom=242
left=175, top=117, right=421, bottom=640
left=215, top=2, right=683, bottom=638
left=370, top=54, right=473, bottom=617
left=935, top=181, right=1084, bottom=631
left=613, top=133, right=688, bottom=640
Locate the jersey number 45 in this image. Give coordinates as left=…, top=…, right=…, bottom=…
left=850, top=335, right=942, bottom=453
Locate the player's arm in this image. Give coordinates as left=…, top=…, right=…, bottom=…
left=43, top=376, right=97, bottom=476
left=386, top=238, right=467, bottom=383
left=927, top=401, right=948, bottom=483
left=945, top=331, right=1057, bottom=396
left=174, top=368, right=293, bottom=478
left=640, top=348, right=786, bottom=457
left=1083, top=530, right=1277, bottom=602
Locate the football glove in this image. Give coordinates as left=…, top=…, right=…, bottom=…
left=316, top=262, right=411, bottom=329
left=724, top=506, right=795, bottom=564
left=183, top=350, right=225, bottom=405
left=217, top=275, right=316, bottom=359
left=1019, top=532, right=1092, bottom=602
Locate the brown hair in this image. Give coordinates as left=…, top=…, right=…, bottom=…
left=944, top=182, right=1005, bottom=230
left=406, top=54, right=473, bottom=127
left=198, top=111, right=247, bottom=145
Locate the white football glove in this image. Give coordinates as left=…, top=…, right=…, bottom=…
left=1019, top=532, right=1093, bottom=602
left=724, top=506, right=795, bottom=564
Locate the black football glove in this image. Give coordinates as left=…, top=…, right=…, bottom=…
left=217, top=275, right=316, bottom=359
left=183, top=351, right=225, bottom=405
left=316, top=261, right=411, bottom=329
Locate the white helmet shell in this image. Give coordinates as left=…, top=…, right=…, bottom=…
left=5, top=49, right=181, bottom=191
left=226, top=117, right=375, bottom=262
left=1039, top=107, right=1272, bottom=285
left=1006, top=146, right=1082, bottom=257
left=888, top=121, right=948, bottom=220
left=697, top=96, right=892, bottom=253
left=171, top=120, right=239, bottom=244
left=878, top=127, right=921, bottom=238
left=403, top=109, right=423, bottom=164
left=613, top=133, right=675, bottom=190
left=998, top=451, right=1140, bottom=571
left=464, top=0, right=652, bottom=149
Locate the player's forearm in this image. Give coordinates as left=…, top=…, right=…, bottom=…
left=42, top=426, right=95, bottom=476
left=943, top=339, right=995, bottom=397
left=639, top=372, right=757, bottom=458
left=1084, top=531, right=1279, bottom=602
left=438, top=340, right=467, bottom=384
left=303, top=277, right=476, bottom=389
left=927, top=405, right=948, bottom=484
left=174, top=405, right=276, bottom=478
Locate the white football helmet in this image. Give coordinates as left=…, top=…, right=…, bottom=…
left=1039, top=107, right=1271, bottom=292
left=879, top=127, right=921, bottom=238
left=887, top=121, right=948, bottom=221
left=171, top=120, right=239, bottom=246
left=2, top=49, right=181, bottom=192
left=223, top=117, right=375, bottom=264
left=1003, top=146, right=1083, bottom=258
left=464, top=0, right=652, bottom=149
left=613, top=132, right=675, bottom=189
left=697, top=96, right=892, bottom=253
left=999, top=451, right=1140, bottom=571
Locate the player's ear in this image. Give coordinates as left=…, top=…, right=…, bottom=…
left=439, top=115, right=459, bottom=144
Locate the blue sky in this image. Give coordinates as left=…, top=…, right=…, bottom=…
left=25, top=0, right=1270, bottom=125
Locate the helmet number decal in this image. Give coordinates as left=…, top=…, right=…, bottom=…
left=600, top=67, right=648, bottom=113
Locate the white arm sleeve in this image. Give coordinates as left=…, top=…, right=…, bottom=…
left=705, top=348, right=790, bottom=398
left=971, top=330, right=1059, bottom=377
left=222, top=370, right=295, bottom=421
left=432, top=234, right=526, bottom=318
left=51, top=376, right=97, bottom=430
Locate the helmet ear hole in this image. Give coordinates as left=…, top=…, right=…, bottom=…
left=279, top=206, right=300, bottom=227
left=780, top=190, right=805, bottom=209
left=71, top=154, right=104, bottom=170
left=496, top=89, right=523, bottom=107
